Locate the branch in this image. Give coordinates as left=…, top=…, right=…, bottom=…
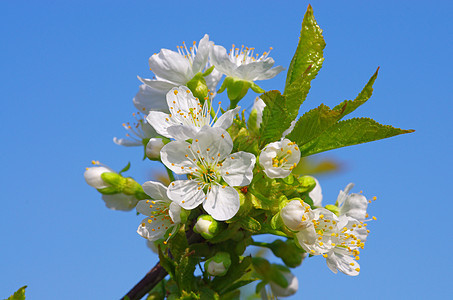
left=121, top=262, right=167, bottom=300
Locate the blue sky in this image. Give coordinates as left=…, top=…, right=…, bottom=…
left=1, top=0, right=452, bottom=299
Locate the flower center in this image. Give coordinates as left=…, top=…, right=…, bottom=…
left=228, top=44, right=273, bottom=65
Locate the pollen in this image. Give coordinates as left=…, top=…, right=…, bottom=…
left=174, top=90, right=178, bottom=95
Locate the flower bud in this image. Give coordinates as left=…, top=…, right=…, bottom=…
left=268, top=239, right=304, bottom=268
left=269, top=271, right=299, bottom=297
left=281, top=199, right=313, bottom=231
left=194, top=215, right=220, bottom=239
left=84, top=166, right=114, bottom=189
left=205, top=252, right=231, bottom=276
left=146, top=138, right=164, bottom=160
left=217, top=77, right=252, bottom=108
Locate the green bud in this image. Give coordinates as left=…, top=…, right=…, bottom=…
left=100, top=172, right=123, bottom=186
left=218, top=77, right=252, bottom=108
left=205, top=252, right=231, bottom=276
left=194, top=215, right=220, bottom=239
left=325, top=204, right=340, bottom=216
left=122, top=177, right=141, bottom=195
left=252, top=257, right=271, bottom=276
left=186, top=72, right=208, bottom=101
left=296, top=175, right=317, bottom=193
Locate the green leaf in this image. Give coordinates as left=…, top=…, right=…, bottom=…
left=333, top=67, right=380, bottom=119
left=169, top=225, right=189, bottom=259
left=220, top=280, right=256, bottom=295
left=239, top=216, right=262, bottom=233
left=212, top=256, right=253, bottom=293
left=270, top=212, right=283, bottom=230
left=158, top=246, right=176, bottom=278
left=5, top=286, right=27, bottom=300
left=285, top=4, right=325, bottom=92
left=118, top=162, right=131, bottom=174
left=255, top=281, right=267, bottom=294
left=286, top=104, right=343, bottom=146
left=301, top=118, right=415, bottom=156
left=176, top=249, right=197, bottom=292
left=259, top=91, right=293, bottom=145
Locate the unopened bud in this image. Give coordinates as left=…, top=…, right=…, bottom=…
left=268, top=239, right=304, bottom=268
left=281, top=199, right=313, bottom=231
left=205, top=252, right=231, bottom=276
left=84, top=166, right=114, bottom=189
left=194, top=215, right=220, bottom=239
left=146, top=138, right=164, bottom=159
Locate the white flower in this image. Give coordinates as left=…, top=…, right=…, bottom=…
left=147, top=86, right=240, bottom=141
left=139, top=34, right=221, bottom=103
left=336, top=183, right=368, bottom=221
left=161, top=126, right=255, bottom=221
left=114, top=112, right=157, bottom=147
left=210, top=44, right=284, bottom=82
left=146, top=138, right=165, bottom=159
left=102, top=193, right=138, bottom=211
left=136, top=181, right=181, bottom=242
left=269, top=271, right=299, bottom=298
left=294, top=207, right=369, bottom=276
left=84, top=164, right=114, bottom=189
left=259, top=138, right=301, bottom=178
left=281, top=199, right=314, bottom=231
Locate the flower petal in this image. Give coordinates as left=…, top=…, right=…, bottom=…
left=192, top=34, right=211, bottom=73
left=203, top=185, right=239, bottom=221
left=210, top=45, right=235, bottom=76
left=309, top=178, right=323, bottom=207
left=133, top=84, right=169, bottom=114
left=148, top=49, right=192, bottom=84
left=167, top=180, right=205, bottom=209
left=102, top=194, right=137, bottom=211
left=113, top=137, right=142, bottom=147
left=213, top=106, right=240, bottom=130
left=169, top=202, right=182, bottom=224
left=137, top=217, right=172, bottom=241
left=146, top=111, right=175, bottom=138
left=340, top=193, right=368, bottom=221
left=138, top=76, right=177, bottom=93
left=192, top=126, right=233, bottom=162
left=160, top=140, right=198, bottom=174
left=142, top=181, right=169, bottom=200
left=326, top=251, right=360, bottom=276
left=221, top=151, right=256, bottom=186
left=166, top=124, right=198, bottom=141
left=136, top=199, right=168, bottom=216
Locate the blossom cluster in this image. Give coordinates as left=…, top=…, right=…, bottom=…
left=82, top=8, right=409, bottom=297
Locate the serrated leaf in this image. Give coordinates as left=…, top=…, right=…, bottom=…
left=301, top=118, right=415, bottom=156
left=239, top=216, right=262, bottom=232
left=259, top=91, right=293, bottom=145
left=285, top=4, right=325, bottom=91
left=333, top=67, right=380, bottom=119
left=6, top=286, right=27, bottom=300
left=286, top=104, right=343, bottom=146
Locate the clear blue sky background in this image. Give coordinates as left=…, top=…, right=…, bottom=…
left=1, top=0, right=452, bottom=299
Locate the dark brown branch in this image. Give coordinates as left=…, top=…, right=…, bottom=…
left=121, top=262, right=168, bottom=300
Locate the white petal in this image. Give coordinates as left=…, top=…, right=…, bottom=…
left=113, top=137, right=142, bottom=147
left=210, top=45, right=235, bottom=76
left=136, top=199, right=168, bottom=216
left=256, top=65, right=285, bottom=80
left=167, top=180, right=205, bottom=209
left=309, top=178, right=323, bottom=207
left=326, top=251, right=360, bottom=276
left=192, top=34, right=211, bottom=73
left=133, top=84, right=169, bottom=114
left=193, top=126, right=233, bottom=162
left=148, top=49, right=192, bottom=84
left=102, top=194, right=137, bottom=211
left=169, top=202, right=182, bottom=224
left=137, top=217, right=172, bottom=241
left=340, top=193, right=368, bottom=221
left=138, top=76, right=177, bottom=93
left=166, top=86, right=201, bottom=117
left=295, top=225, right=317, bottom=250
left=336, top=183, right=355, bottom=206
left=213, top=106, right=240, bottom=130
left=142, top=181, right=169, bottom=200
left=146, top=138, right=165, bottom=159
left=146, top=111, right=175, bottom=139
left=221, top=151, right=256, bottom=186
left=166, top=124, right=198, bottom=141
left=160, top=140, right=198, bottom=174
left=281, top=200, right=313, bottom=231
left=203, top=185, right=239, bottom=221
